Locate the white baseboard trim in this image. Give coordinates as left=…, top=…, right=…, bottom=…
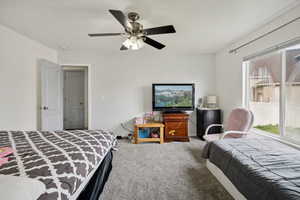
left=206, top=160, right=247, bottom=200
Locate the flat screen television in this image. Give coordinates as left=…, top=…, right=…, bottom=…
left=152, top=83, right=195, bottom=112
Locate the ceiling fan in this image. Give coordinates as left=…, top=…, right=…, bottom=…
left=88, top=10, right=176, bottom=50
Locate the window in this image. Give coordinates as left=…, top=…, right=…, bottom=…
left=244, top=43, right=300, bottom=142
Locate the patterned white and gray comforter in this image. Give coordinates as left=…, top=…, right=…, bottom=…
left=0, top=130, right=116, bottom=200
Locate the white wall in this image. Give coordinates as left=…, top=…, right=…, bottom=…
left=216, top=5, right=300, bottom=119
left=0, top=24, right=58, bottom=130
left=59, top=50, right=216, bottom=136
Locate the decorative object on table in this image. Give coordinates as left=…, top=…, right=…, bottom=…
left=135, top=112, right=161, bottom=125
left=197, top=98, right=204, bottom=109
left=144, top=112, right=155, bottom=123
left=138, top=128, right=150, bottom=138
left=196, top=108, right=222, bottom=140
left=205, top=95, right=218, bottom=108
left=134, top=123, right=164, bottom=144
left=150, top=128, right=160, bottom=138
left=135, top=117, right=145, bottom=125
left=153, top=112, right=162, bottom=122
left=151, top=132, right=160, bottom=138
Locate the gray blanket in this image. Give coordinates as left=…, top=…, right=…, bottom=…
left=202, top=138, right=300, bottom=200
left=0, top=130, right=116, bottom=200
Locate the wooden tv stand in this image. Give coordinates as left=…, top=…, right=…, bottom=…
left=163, top=113, right=189, bottom=142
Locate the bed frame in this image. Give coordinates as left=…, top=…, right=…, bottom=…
left=77, top=150, right=113, bottom=200
left=206, top=160, right=247, bottom=200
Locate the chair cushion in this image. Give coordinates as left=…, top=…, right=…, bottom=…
left=203, top=134, right=222, bottom=142
left=225, top=108, right=253, bottom=132
left=225, top=133, right=245, bottom=138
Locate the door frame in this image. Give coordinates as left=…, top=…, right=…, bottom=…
left=61, top=64, right=92, bottom=129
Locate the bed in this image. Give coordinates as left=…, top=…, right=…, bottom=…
left=0, top=130, right=117, bottom=200
left=202, top=137, right=300, bottom=200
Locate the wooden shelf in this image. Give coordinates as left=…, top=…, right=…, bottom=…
left=138, top=138, right=161, bottom=143
left=135, top=123, right=164, bottom=128
left=134, top=123, right=164, bottom=144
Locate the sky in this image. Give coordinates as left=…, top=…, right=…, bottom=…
left=155, top=85, right=193, bottom=91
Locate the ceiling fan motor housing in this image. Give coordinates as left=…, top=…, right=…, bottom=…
left=129, top=22, right=143, bottom=36
left=128, top=12, right=140, bottom=21
left=126, top=12, right=143, bottom=36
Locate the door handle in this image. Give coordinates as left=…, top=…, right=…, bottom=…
left=42, top=106, right=49, bottom=110
left=80, top=102, right=84, bottom=105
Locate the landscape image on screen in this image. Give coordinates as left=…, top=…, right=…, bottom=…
left=155, top=85, right=193, bottom=107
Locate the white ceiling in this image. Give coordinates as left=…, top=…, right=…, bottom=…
left=0, top=0, right=299, bottom=53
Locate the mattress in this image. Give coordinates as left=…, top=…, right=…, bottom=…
left=0, top=130, right=116, bottom=200
left=202, top=138, right=300, bottom=200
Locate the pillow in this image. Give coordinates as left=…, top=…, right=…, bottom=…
left=0, top=175, right=46, bottom=200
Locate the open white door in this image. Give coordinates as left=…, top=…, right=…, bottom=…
left=39, top=59, right=63, bottom=131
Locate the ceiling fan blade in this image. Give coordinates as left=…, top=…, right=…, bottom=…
left=109, top=9, right=131, bottom=28
left=144, top=25, right=176, bottom=35
left=143, top=37, right=165, bottom=49
left=88, top=33, right=123, bottom=37
left=120, top=45, right=128, bottom=50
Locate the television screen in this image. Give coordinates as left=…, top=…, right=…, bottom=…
left=152, top=84, right=195, bottom=111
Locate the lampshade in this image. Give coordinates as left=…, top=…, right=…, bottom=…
left=206, top=96, right=217, bottom=104
left=123, top=36, right=144, bottom=50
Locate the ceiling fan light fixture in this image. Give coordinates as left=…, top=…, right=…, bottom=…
left=89, top=10, right=176, bottom=50
left=122, top=36, right=144, bottom=50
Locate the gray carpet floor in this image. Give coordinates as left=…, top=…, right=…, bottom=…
left=100, top=137, right=233, bottom=200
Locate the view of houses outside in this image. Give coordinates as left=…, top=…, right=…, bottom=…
left=248, top=48, right=300, bottom=140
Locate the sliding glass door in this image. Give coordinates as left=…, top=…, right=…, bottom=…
left=244, top=43, right=300, bottom=143
left=285, top=47, right=300, bottom=141
left=247, top=52, right=281, bottom=135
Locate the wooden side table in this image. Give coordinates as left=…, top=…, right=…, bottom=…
left=134, top=123, right=164, bottom=144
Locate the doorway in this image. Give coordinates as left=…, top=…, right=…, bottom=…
left=63, top=66, right=88, bottom=130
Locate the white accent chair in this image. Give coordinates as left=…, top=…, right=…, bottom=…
left=203, top=108, right=254, bottom=142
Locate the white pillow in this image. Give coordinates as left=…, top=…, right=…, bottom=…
left=0, top=175, right=46, bottom=200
